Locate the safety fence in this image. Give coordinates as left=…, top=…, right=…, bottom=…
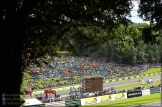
left=65, top=87, right=161, bottom=107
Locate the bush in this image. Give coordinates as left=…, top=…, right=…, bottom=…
left=23, top=72, right=31, bottom=79
left=109, top=80, right=112, bottom=82
left=116, top=79, right=119, bottom=81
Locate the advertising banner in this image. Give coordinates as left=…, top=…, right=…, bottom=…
left=99, top=95, right=112, bottom=103
left=84, top=97, right=97, bottom=105
left=65, top=100, right=81, bottom=106
left=127, top=91, right=142, bottom=98
left=114, top=93, right=126, bottom=100
left=142, top=89, right=150, bottom=96
left=150, top=87, right=160, bottom=94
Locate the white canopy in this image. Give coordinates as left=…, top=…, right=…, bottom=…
left=21, top=98, right=42, bottom=106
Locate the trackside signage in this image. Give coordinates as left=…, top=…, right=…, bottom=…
left=142, top=89, right=150, bottom=96
left=127, top=91, right=142, bottom=98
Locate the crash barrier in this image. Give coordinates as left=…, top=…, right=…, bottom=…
left=65, top=99, right=81, bottom=107
left=72, top=87, right=161, bottom=106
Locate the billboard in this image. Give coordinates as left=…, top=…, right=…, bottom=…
left=150, top=87, right=160, bottom=94
left=99, top=95, right=112, bottom=102
left=127, top=91, right=142, bottom=98
left=114, top=93, right=126, bottom=100
left=84, top=97, right=97, bottom=105
left=142, top=89, right=150, bottom=96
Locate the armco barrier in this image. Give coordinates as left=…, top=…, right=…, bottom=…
left=127, top=91, right=142, bottom=98
left=150, top=87, right=161, bottom=94
left=65, top=99, right=81, bottom=107
left=142, top=89, right=150, bottom=96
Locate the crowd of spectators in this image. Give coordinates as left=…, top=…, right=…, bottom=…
left=23, top=55, right=161, bottom=91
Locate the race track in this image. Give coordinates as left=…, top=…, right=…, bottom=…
left=45, top=75, right=161, bottom=107
left=59, top=75, right=161, bottom=96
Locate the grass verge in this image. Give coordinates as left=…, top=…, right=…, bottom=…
left=116, top=81, right=161, bottom=90
left=106, top=73, right=160, bottom=84
left=141, top=68, right=161, bottom=74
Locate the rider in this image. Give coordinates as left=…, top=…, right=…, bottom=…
left=147, top=78, right=150, bottom=83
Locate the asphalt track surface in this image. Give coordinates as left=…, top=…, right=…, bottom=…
left=59, top=75, right=161, bottom=96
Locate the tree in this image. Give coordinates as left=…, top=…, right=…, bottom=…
left=1, top=0, right=134, bottom=105
left=138, top=0, right=162, bottom=29
left=1, top=0, right=40, bottom=105
left=121, top=43, right=137, bottom=65
left=138, top=0, right=162, bottom=44
left=136, top=41, right=147, bottom=63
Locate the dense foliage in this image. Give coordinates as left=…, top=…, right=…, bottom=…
left=24, top=23, right=162, bottom=65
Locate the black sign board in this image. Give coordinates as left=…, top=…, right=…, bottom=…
left=127, top=91, right=142, bottom=98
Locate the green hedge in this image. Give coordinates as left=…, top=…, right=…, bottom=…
left=109, top=80, right=112, bottom=82
left=116, top=79, right=119, bottom=81
left=128, top=77, right=131, bottom=79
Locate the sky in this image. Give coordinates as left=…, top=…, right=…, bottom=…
left=130, top=1, right=150, bottom=24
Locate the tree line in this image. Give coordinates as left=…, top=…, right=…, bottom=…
left=25, top=23, right=162, bottom=65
